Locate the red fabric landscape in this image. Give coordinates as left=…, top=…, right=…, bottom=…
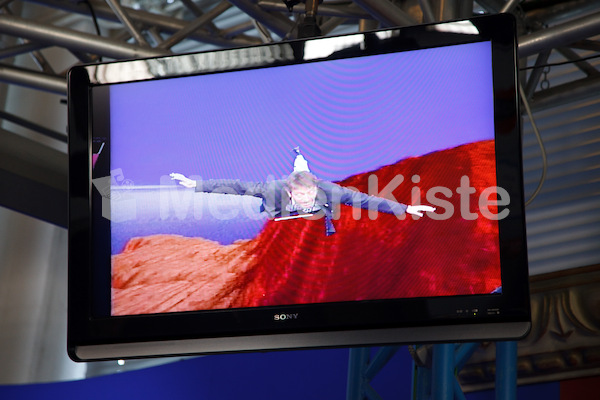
left=112, top=140, right=501, bottom=315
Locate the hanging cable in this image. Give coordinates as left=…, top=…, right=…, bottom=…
left=79, top=0, right=102, bottom=37
left=519, top=83, right=547, bottom=207
left=78, top=0, right=102, bottom=61
left=519, top=52, right=600, bottom=71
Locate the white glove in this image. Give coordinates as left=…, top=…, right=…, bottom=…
left=406, top=205, right=436, bottom=217
left=170, top=173, right=197, bottom=188
left=293, top=154, right=311, bottom=172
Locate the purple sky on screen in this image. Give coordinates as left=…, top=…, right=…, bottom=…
left=109, top=41, right=494, bottom=185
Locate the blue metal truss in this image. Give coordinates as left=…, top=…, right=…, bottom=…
left=346, top=342, right=517, bottom=400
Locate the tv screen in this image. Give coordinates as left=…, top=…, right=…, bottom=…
left=68, top=13, right=530, bottom=361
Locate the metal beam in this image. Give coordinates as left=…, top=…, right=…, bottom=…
left=0, top=42, right=48, bottom=60
left=352, top=0, right=417, bottom=27
left=458, top=0, right=474, bottom=18
left=518, top=11, right=600, bottom=58
left=321, top=16, right=349, bottom=36
left=222, top=21, right=256, bottom=38
left=24, top=0, right=261, bottom=48
left=0, top=13, right=166, bottom=60
left=495, top=342, right=518, bottom=400
left=500, top=0, right=521, bottom=14
left=569, top=39, right=600, bottom=51
left=432, top=344, right=454, bottom=400
left=226, top=0, right=295, bottom=38
left=524, top=49, right=552, bottom=99
left=0, top=64, right=66, bottom=95
left=257, top=0, right=372, bottom=20
left=419, top=0, right=436, bottom=23
left=475, top=0, right=503, bottom=13
left=26, top=44, right=56, bottom=75
left=431, top=0, right=461, bottom=21
left=105, top=0, right=151, bottom=47
left=253, top=19, right=274, bottom=43
left=557, top=46, right=600, bottom=77
left=180, top=0, right=220, bottom=34
left=524, top=0, right=600, bottom=27
left=157, top=1, right=232, bottom=50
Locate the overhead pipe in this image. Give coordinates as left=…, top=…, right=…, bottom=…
left=500, top=0, right=521, bottom=14
left=352, top=0, right=417, bottom=27
left=157, top=1, right=232, bottom=50
left=569, top=39, right=600, bottom=51
left=104, top=0, right=151, bottom=47
left=0, top=42, right=48, bottom=60
left=225, top=0, right=296, bottom=38
left=0, top=13, right=165, bottom=60
left=476, top=0, right=503, bottom=13
left=180, top=0, right=202, bottom=16
left=458, top=0, right=474, bottom=18
left=418, top=0, right=436, bottom=23
left=252, top=19, right=274, bottom=43
left=179, top=0, right=220, bottom=34
left=524, top=49, right=552, bottom=100
left=0, top=64, right=66, bottom=95
left=257, top=0, right=372, bottom=20
left=24, top=0, right=260, bottom=48
left=556, top=46, right=600, bottom=76
left=429, top=0, right=461, bottom=22
left=221, top=21, right=256, bottom=38
left=320, top=16, right=348, bottom=36
left=524, top=0, right=600, bottom=27
left=518, top=11, right=600, bottom=58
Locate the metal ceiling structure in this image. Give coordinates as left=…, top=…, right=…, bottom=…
left=0, top=0, right=599, bottom=228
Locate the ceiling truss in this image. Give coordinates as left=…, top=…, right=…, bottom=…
left=0, top=0, right=600, bottom=227
left=0, top=0, right=596, bottom=99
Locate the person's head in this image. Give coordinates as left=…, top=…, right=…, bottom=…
left=286, top=171, right=319, bottom=209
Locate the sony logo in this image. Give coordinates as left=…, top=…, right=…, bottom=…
left=274, top=313, right=299, bottom=321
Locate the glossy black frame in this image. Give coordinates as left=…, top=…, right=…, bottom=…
left=68, top=13, right=530, bottom=362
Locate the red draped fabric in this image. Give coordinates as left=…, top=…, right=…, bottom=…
left=113, top=140, right=501, bottom=315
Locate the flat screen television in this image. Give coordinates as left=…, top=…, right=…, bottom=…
left=68, top=13, right=530, bottom=361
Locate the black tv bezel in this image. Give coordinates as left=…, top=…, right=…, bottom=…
left=68, top=13, right=530, bottom=362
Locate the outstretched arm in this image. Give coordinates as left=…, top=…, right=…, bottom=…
left=170, top=173, right=270, bottom=198
left=328, top=182, right=435, bottom=218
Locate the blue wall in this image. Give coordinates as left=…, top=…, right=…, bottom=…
left=0, top=347, right=559, bottom=400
